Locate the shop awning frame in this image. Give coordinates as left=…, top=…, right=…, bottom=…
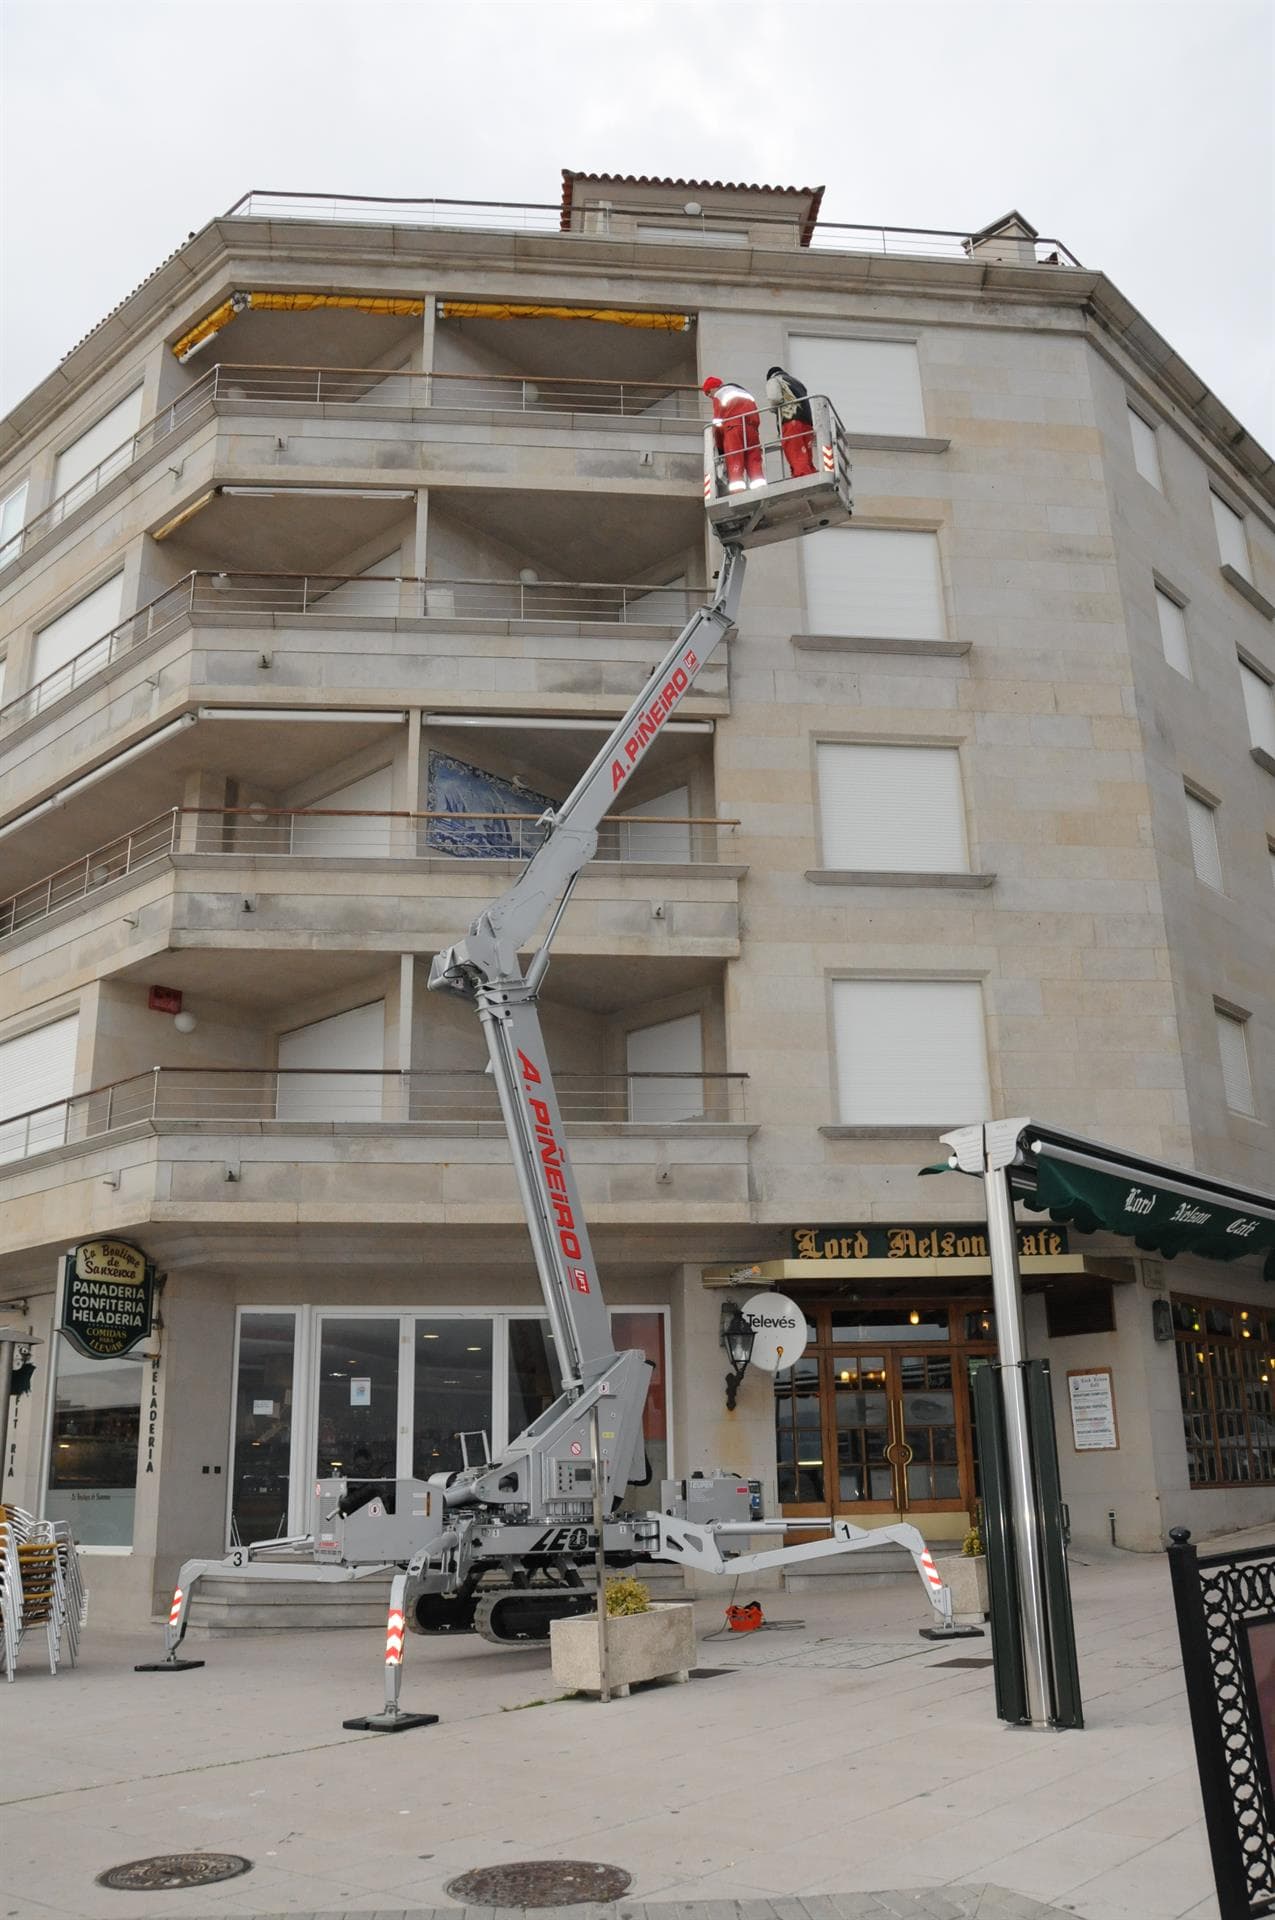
left=932, top=1118, right=1275, bottom=1283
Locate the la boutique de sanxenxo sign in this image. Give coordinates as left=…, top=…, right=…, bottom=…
left=61, top=1239, right=155, bottom=1359
left=792, top=1222, right=1069, bottom=1261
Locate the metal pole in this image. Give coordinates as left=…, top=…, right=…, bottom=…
left=984, top=1161, right=1052, bottom=1728
left=0, top=1337, right=15, bottom=1501
left=589, top=1400, right=610, bottom=1702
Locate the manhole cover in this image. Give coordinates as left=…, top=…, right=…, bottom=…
left=96, top=1853, right=253, bottom=1892
left=931, top=1656, right=994, bottom=1669
left=445, top=1860, right=631, bottom=1905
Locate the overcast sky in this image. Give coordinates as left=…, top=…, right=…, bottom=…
left=1, top=0, right=1272, bottom=443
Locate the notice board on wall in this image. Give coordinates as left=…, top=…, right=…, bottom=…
left=1067, top=1368, right=1119, bottom=1451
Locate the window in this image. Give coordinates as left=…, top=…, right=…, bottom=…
left=1239, top=659, right=1275, bottom=757
left=229, top=1312, right=296, bottom=1546
left=637, top=224, right=746, bottom=247
left=1215, top=1006, right=1255, bottom=1116
left=1184, top=788, right=1223, bottom=890
left=52, top=386, right=144, bottom=514
left=1212, top=491, right=1252, bottom=582
left=276, top=1001, right=384, bottom=1120
left=1155, top=588, right=1191, bottom=677
left=46, top=1344, right=144, bottom=1546
left=0, top=480, right=28, bottom=566
left=1174, top=1296, right=1275, bottom=1488
left=625, top=1013, right=703, bottom=1121
left=817, top=742, right=967, bottom=872
left=0, top=1013, right=79, bottom=1162
left=801, top=528, right=945, bottom=640
left=31, top=572, right=126, bottom=700
left=832, top=979, right=990, bottom=1125
left=789, top=337, right=926, bottom=437
left=1127, top=407, right=1163, bottom=488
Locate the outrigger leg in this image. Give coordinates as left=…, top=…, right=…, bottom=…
left=341, top=1572, right=439, bottom=1733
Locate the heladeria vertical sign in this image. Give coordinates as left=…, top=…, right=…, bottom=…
left=60, top=1239, right=155, bottom=1358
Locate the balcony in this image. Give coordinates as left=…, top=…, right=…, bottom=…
left=0, top=806, right=743, bottom=966
left=0, top=1067, right=754, bottom=1259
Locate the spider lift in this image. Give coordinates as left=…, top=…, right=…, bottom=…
left=147, top=397, right=961, bottom=1693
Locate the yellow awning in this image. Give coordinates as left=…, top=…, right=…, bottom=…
left=437, top=301, right=691, bottom=332
left=172, top=292, right=426, bottom=360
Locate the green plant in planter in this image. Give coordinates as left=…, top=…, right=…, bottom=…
left=604, top=1574, right=651, bottom=1616
left=962, top=1502, right=985, bottom=1557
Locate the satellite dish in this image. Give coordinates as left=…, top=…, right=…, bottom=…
left=739, top=1292, right=808, bottom=1372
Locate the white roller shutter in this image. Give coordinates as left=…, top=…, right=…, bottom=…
left=291, top=767, right=395, bottom=857
left=818, top=744, right=967, bottom=872
left=1240, top=661, right=1275, bottom=755
left=1212, top=493, right=1252, bottom=581
left=790, top=337, right=926, bottom=436
left=32, top=573, right=126, bottom=694
left=0, top=1014, right=79, bottom=1162
left=626, top=576, right=686, bottom=623
left=53, top=387, right=144, bottom=511
left=801, top=528, right=945, bottom=640
left=1215, top=1009, right=1255, bottom=1116
left=833, top=980, right=989, bottom=1126
left=1128, top=408, right=1162, bottom=489
left=1155, top=590, right=1191, bottom=677
left=1184, top=790, right=1223, bottom=890
left=619, top=786, right=691, bottom=863
left=626, top=1013, right=703, bottom=1121
left=311, top=551, right=402, bottom=617
left=277, top=1001, right=384, bottom=1120
left=0, top=481, right=28, bottom=566
left=637, top=224, right=746, bottom=247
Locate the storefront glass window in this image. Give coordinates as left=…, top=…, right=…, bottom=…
left=317, top=1316, right=400, bottom=1482
left=508, top=1318, right=560, bottom=1441
left=413, top=1318, right=493, bottom=1478
left=230, top=1312, right=296, bottom=1546
left=775, top=1355, right=824, bottom=1504
left=1174, top=1295, right=1275, bottom=1487
left=612, top=1311, right=668, bottom=1499
left=46, top=1342, right=142, bottom=1546
left=829, top=1307, right=949, bottom=1342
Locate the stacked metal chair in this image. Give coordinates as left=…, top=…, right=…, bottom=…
left=0, top=1505, right=84, bottom=1677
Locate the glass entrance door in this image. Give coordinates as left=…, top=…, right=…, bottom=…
left=777, top=1332, right=974, bottom=1524
left=315, top=1316, right=402, bottom=1482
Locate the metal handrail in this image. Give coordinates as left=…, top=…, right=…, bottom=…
left=0, top=807, right=741, bottom=940
left=222, top=190, right=1082, bottom=267
left=213, top=363, right=700, bottom=417
left=0, top=568, right=706, bottom=735
left=0, top=1065, right=749, bottom=1161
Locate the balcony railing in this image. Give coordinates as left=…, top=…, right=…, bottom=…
left=223, top=192, right=1082, bottom=267
left=0, top=1066, right=748, bottom=1163
left=0, top=571, right=704, bottom=736
left=0, top=806, right=739, bottom=939
left=212, top=363, right=700, bottom=418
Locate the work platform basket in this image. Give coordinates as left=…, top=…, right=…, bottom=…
left=703, top=392, right=853, bottom=549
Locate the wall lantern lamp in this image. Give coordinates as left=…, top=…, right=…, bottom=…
left=721, top=1302, right=756, bottom=1411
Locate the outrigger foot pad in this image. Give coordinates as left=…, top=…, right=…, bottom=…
left=342, top=1710, right=439, bottom=1733
left=918, top=1624, right=985, bottom=1640
left=135, top=1657, right=206, bottom=1671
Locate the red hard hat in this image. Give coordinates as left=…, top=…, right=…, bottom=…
left=701, top=375, right=723, bottom=394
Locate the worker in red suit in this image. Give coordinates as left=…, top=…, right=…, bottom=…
left=765, top=364, right=817, bottom=477
left=702, top=375, right=766, bottom=492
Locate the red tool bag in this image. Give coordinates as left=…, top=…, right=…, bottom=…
left=725, top=1601, right=765, bottom=1633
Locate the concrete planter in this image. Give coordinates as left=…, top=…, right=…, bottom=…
left=550, top=1602, right=696, bottom=1698
left=935, top=1552, right=990, bottom=1621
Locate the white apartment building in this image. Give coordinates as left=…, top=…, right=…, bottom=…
left=1, top=173, right=1273, bottom=1627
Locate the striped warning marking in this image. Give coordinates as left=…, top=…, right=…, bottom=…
left=385, top=1607, right=405, bottom=1666
left=918, top=1550, right=945, bottom=1594
left=168, top=1589, right=184, bottom=1626
left=703, top=472, right=714, bottom=499
left=821, top=443, right=835, bottom=472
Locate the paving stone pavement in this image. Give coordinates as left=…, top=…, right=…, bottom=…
left=6, top=1536, right=1261, bottom=1920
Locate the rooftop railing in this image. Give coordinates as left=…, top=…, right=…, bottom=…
left=0, top=805, right=739, bottom=939
left=0, top=1065, right=748, bottom=1164
left=223, top=191, right=1083, bottom=267
left=0, top=570, right=704, bottom=735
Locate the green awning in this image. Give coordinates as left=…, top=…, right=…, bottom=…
left=1022, top=1150, right=1275, bottom=1282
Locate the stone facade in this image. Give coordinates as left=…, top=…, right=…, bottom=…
left=1, top=179, right=1272, bottom=1624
